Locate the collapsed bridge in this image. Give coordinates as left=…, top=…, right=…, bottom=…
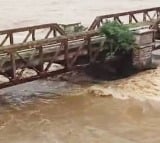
left=0, top=7, right=160, bottom=88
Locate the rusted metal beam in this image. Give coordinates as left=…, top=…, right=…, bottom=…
left=0, top=69, right=66, bottom=89
left=10, top=53, right=16, bottom=79
left=0, top=30, right=99, bottom=54
left=0, top=7, right=159, bottom=88
left=114, top=16, right=123, bottom=24
left=143, top=13, right=147, bottom=22
left=44, top=44, right=63, bottom=71
left=69, top=43, right=84, bottom=67
left=9, top=34, right=14, bottom=44
left=37, top=46, right=44, bottom=73
left=131, top=14, right=138, bottom=23
left=0, top=23, right=59, bottom=34
left=45, top=28, right=52, bottom=39
left=0, top=23, right=66, bottom=46
left=98, top=7, right=160, bottom=19
left=146, top=12, right=152, bottom=21
left=89, top=7, right=160, bottom=30
left=31, top=30, right=36, bottom=41
left=23, top=31, right=31, bottom=43
left=0, top=34, right=9, bottom=46
left=64, top=39, right=69, bottom=70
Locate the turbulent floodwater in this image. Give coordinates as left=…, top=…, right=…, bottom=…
left=1, top=0, right=160, bottom=143
left=2, top=95, right=160, bottom=143
left=0, top=0, right=160, bottom=29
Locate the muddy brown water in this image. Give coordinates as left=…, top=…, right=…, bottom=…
left=1, top=94, right=160, bottom=143
left=0, top=67, right=160, bottom=143
left=1, top=0, right=160, bottom=29
left=1, top=0, right=160, bottom=142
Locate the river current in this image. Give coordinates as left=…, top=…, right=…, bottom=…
left=1, top=0, right=160, bottom=143
left=0, top=0, right=160, bottom=29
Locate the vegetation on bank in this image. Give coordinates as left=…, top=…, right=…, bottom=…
left=100, top=21, right=135, bottom=59
left=87, top=21, right=137, bottom=80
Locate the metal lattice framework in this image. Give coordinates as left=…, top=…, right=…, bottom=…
left=0, top=7, right=160, bottom=88
left=0, top=30, right=105, bottom=88
left=89, top=7, right=160, bottom=30
left=0, top=23, right=65, bottom=46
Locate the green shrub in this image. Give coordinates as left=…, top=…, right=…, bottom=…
left=101, top=21, right=135, bottom=58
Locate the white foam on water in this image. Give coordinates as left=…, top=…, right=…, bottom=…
left=89, top=67, right=160, bottom=102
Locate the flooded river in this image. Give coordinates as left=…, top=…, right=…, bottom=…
left=1, top=0, right=160, bottom=143
left=0, top=67, right=160, bottom=143
left=0, top=0, right=160, bottom=29
left=1, top=95, right=160, bottom=143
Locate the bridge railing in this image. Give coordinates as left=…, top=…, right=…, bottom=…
left=0, top=23, right=66, bottom=46
left=0, top=7, right=160, bottom=88
left=0, top=30, right=102, bottom=87
left=89, top=7, right=160, bottom=30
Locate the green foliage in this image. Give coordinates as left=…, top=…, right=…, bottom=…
left=101, top=21, right=135, bottom=57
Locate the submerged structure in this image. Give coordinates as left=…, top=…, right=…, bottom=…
left=0, top=7, right=160, bottom=88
